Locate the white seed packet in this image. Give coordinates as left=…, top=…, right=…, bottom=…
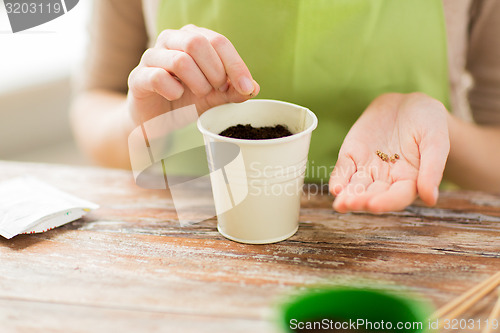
left=0, top=176, right=99, bottom=239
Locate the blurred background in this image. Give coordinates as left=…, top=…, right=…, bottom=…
left=0, top=0, right=91, bottom=165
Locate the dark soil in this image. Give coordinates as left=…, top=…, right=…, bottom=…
left=219, top=124, right=293, bottom=140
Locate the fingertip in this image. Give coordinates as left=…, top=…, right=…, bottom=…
left=149, top=69, right=184, bottom=101
left=333, top=194, right=348, bottom=213
left=423, top=186, right=439, bottom=206
left=250, top=80, right=260, bottom=97
left=434, top=186, right=439, bottom=203
left=329, top=182, right=344, bottom=196
left=333, top=200, right=348, bottom=214
left=219, top=81, right=229, bottom=92
left=166, top=87, right=185, bottom=101
left=417, top=182, right=439, bottom=206
left=224, top=81, right=255, bottom=103
left=417, top=137, right=448, bottom=206
left=329, top=174, right=350, bottom=197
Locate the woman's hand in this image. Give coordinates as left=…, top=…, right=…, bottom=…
left=329, top=93, right=450, bottom=213
left=127, top=24, right=260, bottom=125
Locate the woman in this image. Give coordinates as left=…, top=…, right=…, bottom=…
left=71, top=0, right=500, bottom=213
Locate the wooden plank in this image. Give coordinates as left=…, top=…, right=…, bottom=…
left=0, top=298, right=272, bottom=333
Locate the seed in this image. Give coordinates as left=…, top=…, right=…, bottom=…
left=389, top=153, right=400, bottom=163
left=376, top=150, right=389, bottom=162
left=376, top=151, right=399, bottom=163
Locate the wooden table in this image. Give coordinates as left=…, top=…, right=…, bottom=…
left=0, top=161, right=499, bottom=333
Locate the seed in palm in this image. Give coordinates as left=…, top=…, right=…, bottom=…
left=389, top=153, right=400, bottom=163
left=376, top=151, right=400, bottom=163
left=376, top=150, right=389, bottom=162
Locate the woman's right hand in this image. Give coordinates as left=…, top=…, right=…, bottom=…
left=127, top=24, right=260, bottom=125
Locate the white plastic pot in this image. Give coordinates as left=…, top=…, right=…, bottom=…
left=197, top=99, right=318, bottom=244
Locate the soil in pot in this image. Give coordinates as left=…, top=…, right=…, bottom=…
left=219, top=124, right=293, bottom=140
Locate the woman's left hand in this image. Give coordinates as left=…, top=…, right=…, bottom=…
left=329, top=92, right=450, bottom=213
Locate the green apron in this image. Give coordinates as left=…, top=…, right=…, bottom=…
left=156, top=0, right=450, bottom=183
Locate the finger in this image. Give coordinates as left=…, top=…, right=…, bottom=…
left=203, top=79, right=260, bottom=108
left=181, top=25, right=255, bottom=95
left=347, top=180, right=391, bottom=211
left=224, top=79, right=260, bottom=102
left=157, top=29, right=227, bottom=90
left=329, top=154, right=356, bottom=196
left=417, top=131, right=450, bottom=206
left=129, top=67, right=184, bottom=101
left=333, top=170, right=373, bottom=213
left=366, top=179, right=417, bottom=213
left=142, top=48, right=212, bottom=97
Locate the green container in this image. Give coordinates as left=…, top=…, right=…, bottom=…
left=278, top=287, right=433, bottom=332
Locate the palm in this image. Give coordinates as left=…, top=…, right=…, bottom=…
left=330, top=93, right=449, bottom=213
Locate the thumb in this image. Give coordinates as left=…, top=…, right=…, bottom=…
left=417, top=130, right=450, bottom=206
